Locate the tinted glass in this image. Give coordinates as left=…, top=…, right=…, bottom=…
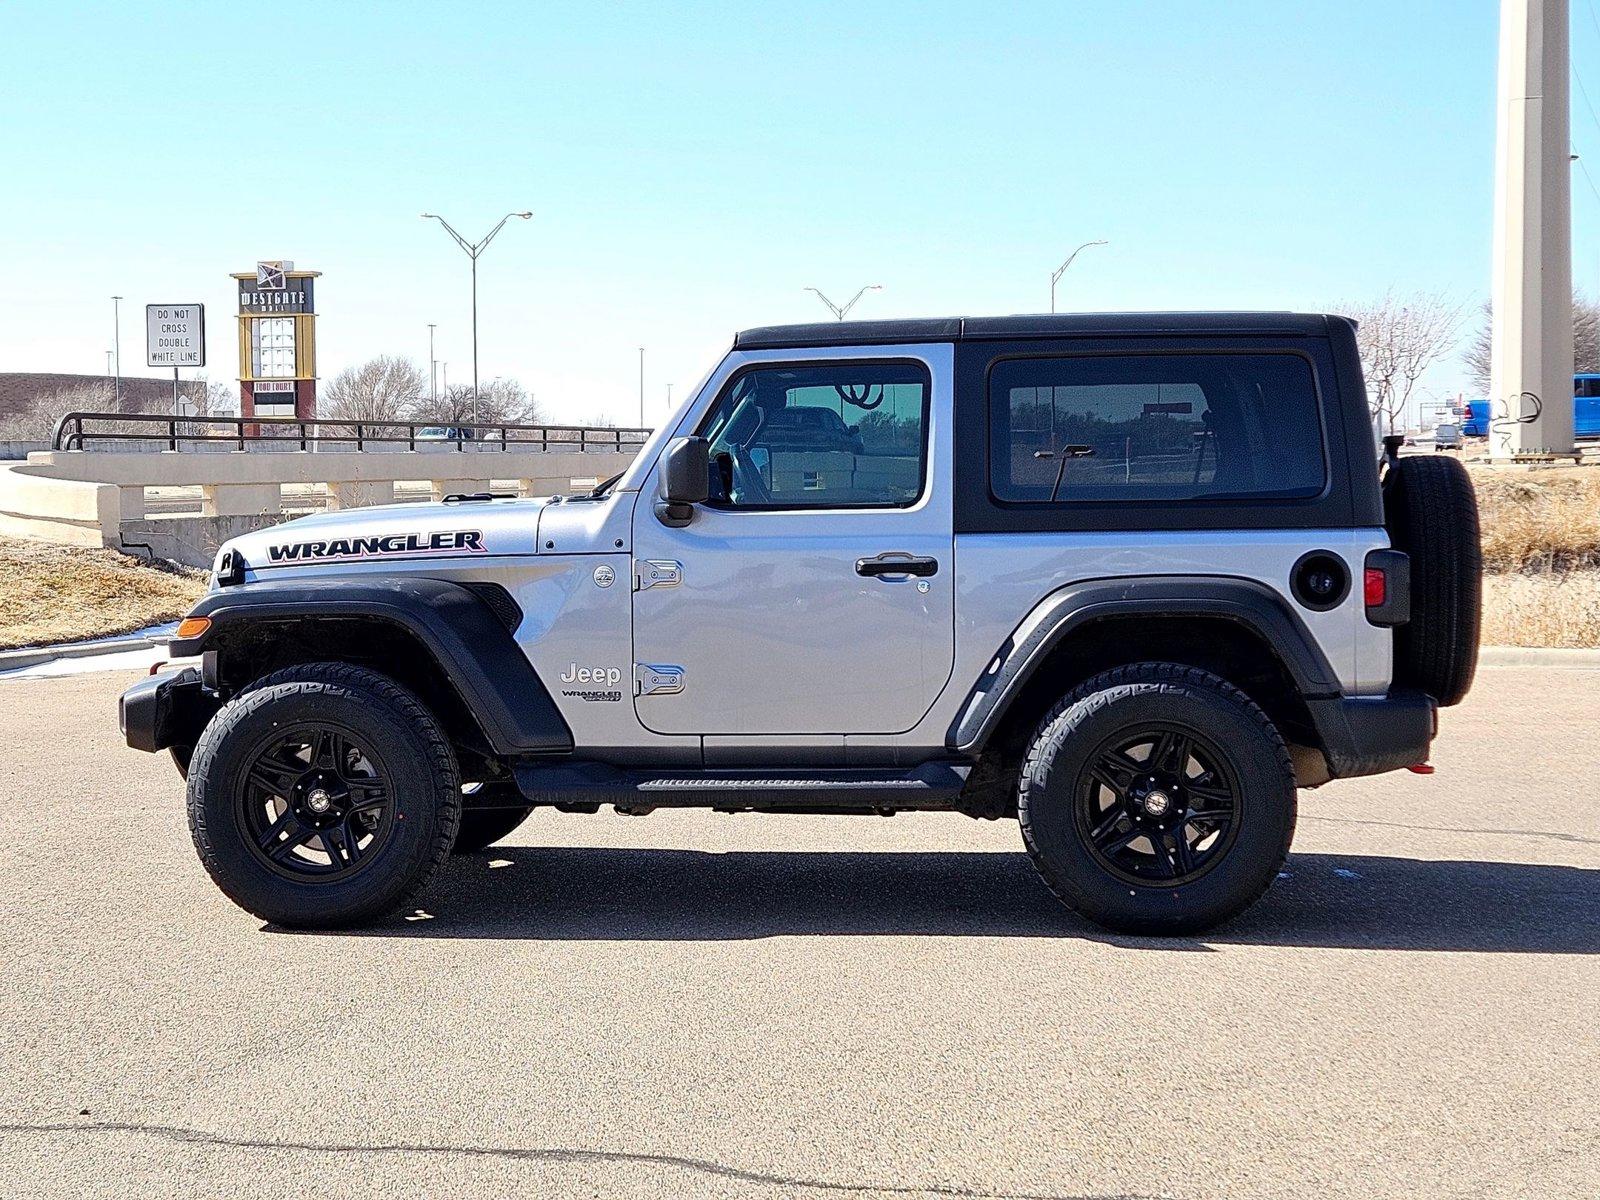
left=700, top=361, right=928, bottom=508
left=990, top=353, right=1325, bottom=503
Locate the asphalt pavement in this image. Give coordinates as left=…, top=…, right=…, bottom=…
left=0, top=666, right=1596, bottom=1199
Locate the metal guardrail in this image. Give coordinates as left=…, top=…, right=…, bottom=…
left=50, top=411, right=652, bottom=454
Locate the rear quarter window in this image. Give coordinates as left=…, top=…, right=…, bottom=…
left=989, top=353, right=1326, bottom=504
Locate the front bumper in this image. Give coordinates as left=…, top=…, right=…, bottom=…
left=1308, top=689, right=1437, bottom=779
left=119, top=667, right=212, bottom=753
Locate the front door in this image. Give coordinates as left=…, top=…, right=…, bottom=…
left=630, top=351, right=953, bottom=736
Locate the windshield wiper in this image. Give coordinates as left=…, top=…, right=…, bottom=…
left=588, top=471, right=625, bottom=499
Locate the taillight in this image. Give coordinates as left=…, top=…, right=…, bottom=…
left=1362, top=550, right=1409, bottom=626
left=1364, top=567, right=1387, bottom=608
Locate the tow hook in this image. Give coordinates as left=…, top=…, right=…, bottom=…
left=1406, top=762, right=1436, bottom=775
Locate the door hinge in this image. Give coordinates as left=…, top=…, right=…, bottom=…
left=635, top=663, right=685, bottom=696
left=634, top=559, right=683, bottom=591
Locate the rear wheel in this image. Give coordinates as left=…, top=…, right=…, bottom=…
left=186, top=663, right=461, bottom=928
left=1018, top=663, right=1296, bottom=935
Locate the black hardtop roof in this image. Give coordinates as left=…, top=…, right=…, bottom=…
left=733, top=311, right=1341, bottom=350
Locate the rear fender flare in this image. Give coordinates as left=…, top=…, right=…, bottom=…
left=948, top=576, right=1341, bottom=753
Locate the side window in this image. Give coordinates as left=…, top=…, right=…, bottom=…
left=700, top=361, right=929, bottom=509
left=989, top=353, right=1325, bottom=503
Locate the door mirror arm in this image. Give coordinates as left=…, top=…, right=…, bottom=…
left=656, top=436, right=710, bottom=528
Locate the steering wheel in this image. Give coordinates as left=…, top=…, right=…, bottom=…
left=725, top=445, right=773, bottom=505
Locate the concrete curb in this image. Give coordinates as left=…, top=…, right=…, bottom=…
left=0, top=631, right=169, bottom=673
left=1479, top=645, right=1600, bottom=668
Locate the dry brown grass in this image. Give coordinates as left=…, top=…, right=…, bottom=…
left=1469, top=465, right=1600, bottom=571
left=0, top=536, right=207, bottom=651
left=1480, top=569, right=1600, bottom=648
left=1463, top=465, right=1600, bottom=645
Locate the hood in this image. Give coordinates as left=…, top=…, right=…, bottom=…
left=215, top=497, right=549, bottom=577
left=213, top=491, right=637, bottom=581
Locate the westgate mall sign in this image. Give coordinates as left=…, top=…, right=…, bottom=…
left=236, top=277, right=315, bottom=314
left=145, top=303, right=206, bottom=368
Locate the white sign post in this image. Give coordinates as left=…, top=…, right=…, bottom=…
left=146, top=303, right=206, bottom=415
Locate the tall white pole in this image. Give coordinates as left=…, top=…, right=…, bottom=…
left=1492, top=0, right=1576, bottom=458
left=111, top=296, right=123, bottom=412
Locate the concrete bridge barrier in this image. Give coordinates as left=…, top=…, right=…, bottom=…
left=0, top=446, right=640, bottom=566
left=0, top=441, right=51, bottom=461
left=0, top=464, right=119, bottom=548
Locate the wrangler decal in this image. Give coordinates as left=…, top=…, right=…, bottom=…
left=266, top=530, right=486, bottom=563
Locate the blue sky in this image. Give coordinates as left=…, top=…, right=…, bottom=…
left=0, top=1, right=1584, bottom=424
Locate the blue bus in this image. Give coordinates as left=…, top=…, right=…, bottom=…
left=1461, top=374, right=1600, bottom=438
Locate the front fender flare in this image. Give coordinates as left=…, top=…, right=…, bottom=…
left=170, top=576, right=573, bottom=755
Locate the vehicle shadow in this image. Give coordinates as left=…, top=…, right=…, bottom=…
left=298, top=847, right=1600, bottom=953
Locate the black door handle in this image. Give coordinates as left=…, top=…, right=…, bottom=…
left=856, top=554, right=939, bottom=578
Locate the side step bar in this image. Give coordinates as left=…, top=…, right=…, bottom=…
left=511, top=760, right=972, bottom=815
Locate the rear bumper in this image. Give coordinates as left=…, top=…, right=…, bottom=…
left=1308, top=689, right=1437, bottom=779
left=119, top=667, right=211, bottom=753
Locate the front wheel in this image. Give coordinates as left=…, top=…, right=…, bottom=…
left=1018, top=663, right=1296, bottom=935
left=186, top=663, right=461, bottom=928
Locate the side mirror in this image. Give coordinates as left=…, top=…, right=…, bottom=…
left=656, top=436, right=709, bottom=527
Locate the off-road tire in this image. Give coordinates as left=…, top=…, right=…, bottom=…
left=187, top=662, right=461, bottom=928
left=453, top=787, right=534, bottom=853
left=1018, top=663, right=1296, bottom=935
left=1383, top=454, right=1481, bottom=706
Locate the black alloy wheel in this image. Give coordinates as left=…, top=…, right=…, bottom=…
left=1076, top=724, right=1240, bottom=887
left=239, top=724, right=395, bottom=881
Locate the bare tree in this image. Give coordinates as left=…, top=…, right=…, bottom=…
left=1463, top=301, right=1492, bottom=395
left=0, top=381, right=117, bottom=441
left=410, top=377, right=544, bottom=427
left=1345, top=292, right=1462, bottom=434
left=185, top=374, right=236, bottom=417
left=1464, top=292, right=1600, bottom=394
left=321, top=356, right=427, bottom=425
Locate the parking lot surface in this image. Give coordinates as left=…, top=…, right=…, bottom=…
left=1, top=666, right=1596, bottom=1199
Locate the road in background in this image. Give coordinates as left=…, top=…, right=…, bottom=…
left=1, top=667, right=1596, bottom=1199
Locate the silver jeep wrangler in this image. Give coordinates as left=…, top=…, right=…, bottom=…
left=120, top=313, right=1481, bottom=934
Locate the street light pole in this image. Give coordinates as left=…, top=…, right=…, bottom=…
left=427, top=323, right=438, bottom=404
left=111, top=295, right=123, bottom=411
left=638, top=347, right=645, bottom=426
left=803, top=284, right=883, bottom=321
left=1050, top=240, right=1107, bottom=313
left=420, top=210, right=533, bottom=424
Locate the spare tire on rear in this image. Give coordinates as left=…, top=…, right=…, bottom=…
left=1382, top=455, right=1481, bottom=706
